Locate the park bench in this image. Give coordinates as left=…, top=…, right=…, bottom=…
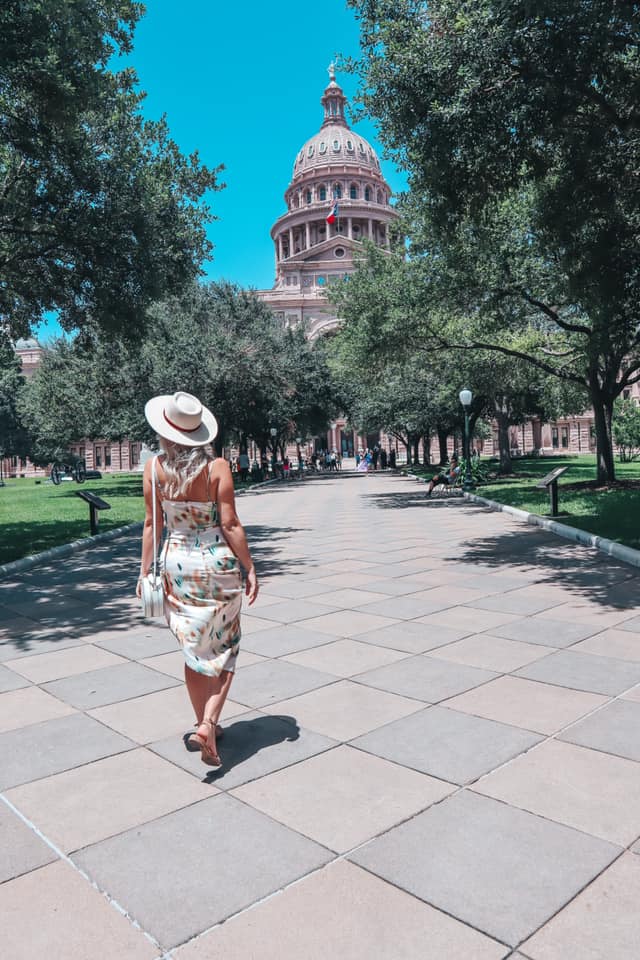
left=74, top=490, right=111, bottom=535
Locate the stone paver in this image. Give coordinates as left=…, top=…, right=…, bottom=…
left=349, top=790, right=619, bottom=947
left=2, top=471, right=639, bottom=955
left=522, top=853, right=640, bottom=959
left=173, top=860, right=509, bottom=960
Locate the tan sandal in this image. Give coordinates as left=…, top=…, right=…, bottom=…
left=186, top=721, right=223, bottom=753
left=190, top=719, right=222, bottom=767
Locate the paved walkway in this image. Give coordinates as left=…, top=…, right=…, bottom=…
left=2, top=472, right=640, bottom=959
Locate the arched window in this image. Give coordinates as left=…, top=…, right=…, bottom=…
left=364, top=186, right=372, bottom=202
left=376, top=191, right=382, bottom=204
left=349, top=184, right=358, bottom=200
left=333, top=183, right=342, bottom=199
left=318, top=185, right=327, bottom=201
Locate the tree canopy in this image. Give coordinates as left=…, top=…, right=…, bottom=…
left=20, top=283, right=340, bottom=460
left=347, top=0, right=640, bottom=480
left=0, top=0, right=221, bottom=339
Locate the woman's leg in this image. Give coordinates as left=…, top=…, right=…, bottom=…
left=195, top=669, right=235, bottom=762
left=184, top=664, right=210, bottom=722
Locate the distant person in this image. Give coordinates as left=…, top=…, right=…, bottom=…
left=380, top=448, right=388, bottom=470
left=425, top=454, right=461, bottom=497
left=372, top=445, right=380, bottom=470
left=330, top=449, right=337, bottom=471
left=355, top=450, right=361, bottom=468
left=389, top=448, right=396, bottom=469
left=238, top=450, right=250, bottom=482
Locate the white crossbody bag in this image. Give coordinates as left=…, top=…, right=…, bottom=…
left=140, top=456, right=165, bottom=619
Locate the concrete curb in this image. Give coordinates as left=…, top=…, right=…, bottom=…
left=0, top=478, right=279, bottom=581
left=463, top=491, right=640, bottom=569
left=0, top=522, right=144, bottom=580
left=404, top=469, right=640, bottom=569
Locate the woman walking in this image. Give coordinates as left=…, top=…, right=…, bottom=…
left=137, top=391, right=258, bottom=767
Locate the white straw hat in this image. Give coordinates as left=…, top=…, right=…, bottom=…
left=144, top=392, right=218, bottom=447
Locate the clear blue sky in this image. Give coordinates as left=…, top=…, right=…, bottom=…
left=36, top=0, right=405, bottom=340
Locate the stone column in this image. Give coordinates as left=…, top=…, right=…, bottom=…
left=288, top=227, right=294, bottom=255
left=305, top=222, right=310, bottom=249
left=348, top=217, right=352, bottom=239
left=368, top=218, right=373, bottom=239
left=277, top=235, right=283, bottom=261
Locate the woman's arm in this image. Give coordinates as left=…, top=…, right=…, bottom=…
left=215, top=459, right=259, bottom=605
left=136, top=457, right=163, bottom=597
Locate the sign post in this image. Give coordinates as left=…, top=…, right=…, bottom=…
left=536, top=466, right=569, bottom=517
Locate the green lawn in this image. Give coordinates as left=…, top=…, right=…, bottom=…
left=1, top=473, right=146, bottom=565
left=1, top=470, right=268, bottom=565
left=407, top=455, right=640, bottom=551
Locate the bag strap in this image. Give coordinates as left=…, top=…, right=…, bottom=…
left=151, top=455, right=158, bottom=577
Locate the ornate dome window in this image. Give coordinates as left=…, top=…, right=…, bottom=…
left=365, top=186, right=372, bottom=202
left=349, top=184, right=358, bottom=200
left=359, top=142, right=366, bottom=154
left=319, top=141, right=327, bottom=154
left=332, top=139, right=340, bottom=152
left=334, top=247, right=345, bottom=258
left=307, top=144, right=314, bottom=157
left=333, top=183, right=342, bottom=199
left=318, top=185, right=327, bottom=201
left=376, top=190, right=382, bottom=204
left=346, top=139, right=354, bottom=151
left=306, top=189, right=312, bottom=204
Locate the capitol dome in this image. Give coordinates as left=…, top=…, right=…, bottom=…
left=258, top=66, right=398, bottom=341
left=292, top=123, right=382, bottom=178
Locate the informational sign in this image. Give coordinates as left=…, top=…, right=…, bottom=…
left=536, top=466, right=569, bottom=489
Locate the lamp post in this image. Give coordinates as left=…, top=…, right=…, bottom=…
left=329, top=421, right=337, bottom=452
left=459, top=388, right=474, bottom=491
left=295, top=436, right=302, bottom=474
left=269, top=427, right=278, bottom=477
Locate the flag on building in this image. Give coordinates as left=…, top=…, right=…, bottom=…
left=326, top=202, right=339, bottom=225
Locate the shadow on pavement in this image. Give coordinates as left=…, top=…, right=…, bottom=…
left=201, top=714, right=300, bottom=785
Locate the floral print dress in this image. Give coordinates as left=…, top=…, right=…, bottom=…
left=161, top=499, right=242, bottom=676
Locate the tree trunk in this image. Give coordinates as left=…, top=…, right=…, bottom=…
left=404, top=440, right=412, bottom=466
left=591, top=389, right=616, bottom=482
left=412, top=437, right=420, bottom=466
left=494, top=403, right=512, bottom=475
left=422, top=431, right=431, bottom=466
left=437, top=426, right=448, bottom=465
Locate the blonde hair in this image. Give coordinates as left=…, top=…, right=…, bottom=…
left=158, top=437, right=214, bottom=499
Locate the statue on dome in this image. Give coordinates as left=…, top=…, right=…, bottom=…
left=327, top=61, right=336, bottom=82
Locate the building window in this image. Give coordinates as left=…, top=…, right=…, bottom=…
left=377, top=190, right=382, bottom=203
left=131, top=444, right=139, bottom=466
left=551, top=427, right=559, bottom=449
left=334, top=247, right=345, bottom=258
left=318, top=186, right=327, bottom=201
left=307, top=144, right=314, bottom=157
left=105, top=446, right=111, bottom=467
left=359, top=142, right=365, bottom=154
left=623, top=388, right=631, bottom=400
left=95, top=447, right=102, bottom=467
left=306, top=190, right=312, bottom=204
left=332, top=139, right=340, bottom=151
left=317, top=275, right=326, bottom=286
left=302, top=277, right=313, bottom=288
left=365, top=187, right=372, bottom=201
left=561, top=426, right=569, bottom=448
left=333, top=183, right=342, bottom=199
left=349, top=184, right=358, bottom=199
left=346, top=139, right=354, bottom=151
left=319, top=141, right=327, bottom=154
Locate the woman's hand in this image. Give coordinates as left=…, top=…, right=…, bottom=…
left=245, top=566, right=259, bottom=606
left=136, top=575, right=144, bottom=600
